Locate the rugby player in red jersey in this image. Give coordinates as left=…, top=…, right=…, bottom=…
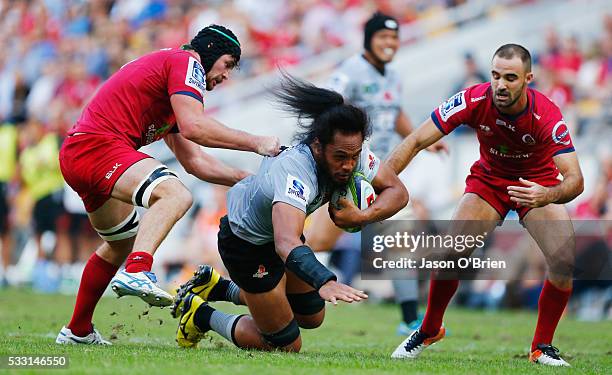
left=387, top=44, right=583, bottom=366
left=56, top=25, right=280, bottom=345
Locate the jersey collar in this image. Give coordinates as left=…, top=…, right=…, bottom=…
left=361, top=54, right=386, bottom=76
left=490, top=86, right=534, bottom=122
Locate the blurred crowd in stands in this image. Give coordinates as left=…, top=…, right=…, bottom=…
left=0, top=0, right=609, bottom=321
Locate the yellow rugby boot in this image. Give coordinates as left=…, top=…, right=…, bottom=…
left=174, top=292, right=207, bottom=348
left=171, top=265, right=221, bottom=318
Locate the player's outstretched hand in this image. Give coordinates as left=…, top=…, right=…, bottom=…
left=256, top=135, right=281, bottom=156
left=507, top=177, right=551, bottom=208
left=426, top=140, right=450, bottom=154
left=319, top=280, right=368, bottom=306
left=328, top=197, right=364, bottom=228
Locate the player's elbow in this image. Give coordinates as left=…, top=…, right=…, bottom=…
left=562, top=172, right=584, bottom=203
left=178, top=121, right=199, bottom=142
left=392, top=183, right=409, bottom=210
left=574, top=173, right=585, bottom=198
left=399, top=184, right=410, bottom=208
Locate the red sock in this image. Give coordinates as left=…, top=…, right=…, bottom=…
left=67, top=252, right=119, bottom=337
left=125, top=251, right=153, bottom=273
left=421, top=278, right=459, bottom=337
left=531, top=279, right=572, bottom=351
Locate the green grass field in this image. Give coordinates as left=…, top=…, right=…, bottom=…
left=0, top=288, right=610, bottom=374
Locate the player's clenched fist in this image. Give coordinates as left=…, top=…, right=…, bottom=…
left=318, top=280, right=368, bottom=305
left=328, top=197, right=364, bottom=229
left=256, top=135, right=281, bottom=156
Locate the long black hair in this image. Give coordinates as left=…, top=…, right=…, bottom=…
left=273, top=72, right=371, bottom=145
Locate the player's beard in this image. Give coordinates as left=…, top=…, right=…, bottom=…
left=317, top=157, right=347, bottom=188
left=494, top=82, right=525, bottom=109
left=206, top=76, right=223, bottom=91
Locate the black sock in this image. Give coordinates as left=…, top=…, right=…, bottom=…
left=193, top=303, right=215, bottom=332
left=400, top=300, right=418, bottom=324
left=208, top=279, right=230, bottom=302
left=209, top=278, right=244, bottom=305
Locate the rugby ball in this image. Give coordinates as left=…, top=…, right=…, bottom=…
left=330, top=172, right=376, bottom=233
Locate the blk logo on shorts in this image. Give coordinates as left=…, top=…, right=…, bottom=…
left=252, top=265, right=269, bottom=279
left=105, top=163, right=122, bottom=179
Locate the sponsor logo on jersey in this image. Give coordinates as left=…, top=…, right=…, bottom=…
left=363, top=83, right=379, bottom=94
left=144, top=122, right=172, bottom=144
left=145, top=124, right=155, bottom=144
left=495, top=119, right=515, bottom=132
left=489, top=147, right=532, bottom=159
left=368, top=153, right=377, bottom=170
left=185, top=56, right=206, bottom=96
left=533, top=112, right=541, bottom=120
left=522, top=134, right=536, bottom=145
left=285, top=175, right=310, bottom=204
left=479, top=124, right=493, bottom=136
left=252, top=265, right=269, bottom=279
left=439, top=90, right=466, bottom=122
left=384, top=91, right=393, bottom=101
left=552, top=120, right=571, bottom=145
left=105, top=163, right=122, bottom=179
left=471, top=95, right=486, bottom=103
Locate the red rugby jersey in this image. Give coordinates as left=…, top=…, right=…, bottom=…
left=431, top=83, right=575, bottom=179
left=69, top=48, right=206, bottom=149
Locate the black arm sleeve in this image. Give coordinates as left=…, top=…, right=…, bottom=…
left=285, top=245, right=337, bottom=290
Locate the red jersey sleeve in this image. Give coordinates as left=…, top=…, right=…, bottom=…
left=166, top=51, right=205, bottom=103
left=536, top=102, right=575, bottom=158
left=431, top=88, right=473, bottom=134
left=539, top=117, right=575, bottom=158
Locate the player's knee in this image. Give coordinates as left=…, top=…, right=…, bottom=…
left=287, top=291, right=325, bottom=329
left=295, top=313, right=324, bottom=329
left=172, top=184, right=193, bottom=214
left=132, top=165, right=187, bottom=209
left=286, top=337, right=302, bottom=353
left=149, top=179, right=193, bottom=213
left=261, top=319, right=301, bottom=352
